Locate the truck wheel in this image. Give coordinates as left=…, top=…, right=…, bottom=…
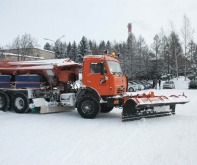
left=0, top=92, right=10, bottom=112
left=12, top=93, right=29, bottom=113
left=77, top=96, right=100, bottom=119
left=100, top=103, right=114, bottom=113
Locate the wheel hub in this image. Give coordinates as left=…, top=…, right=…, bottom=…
left=81, top=101, right=93, bottom=114
left=15, top=97, right=24, bottom=110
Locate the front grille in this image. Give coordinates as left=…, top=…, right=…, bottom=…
left=117, top=87, right=124, bottom=94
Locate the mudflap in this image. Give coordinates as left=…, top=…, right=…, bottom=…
left=122, top=98, right=175, bottom=121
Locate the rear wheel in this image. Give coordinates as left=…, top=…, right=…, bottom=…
left=0, top=92, right=10, bottom=112
left=12, top=93, right=29, bottom=113
left=100, top=103, right=113, bottom=113
left=77, top=96, right=100, bottom=119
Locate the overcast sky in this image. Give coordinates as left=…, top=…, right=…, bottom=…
left=0, top=0, right=196, bottom=48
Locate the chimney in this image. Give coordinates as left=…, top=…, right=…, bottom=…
left=128, top=23, right=132, bottom=36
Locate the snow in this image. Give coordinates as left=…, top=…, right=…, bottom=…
left=0, top=77, right=197, bottom=165
left=3, top=53, right=44, bottom=60
left=8, top=58, right=77, bottom=66
left=0, top=59, right=81, bottom=71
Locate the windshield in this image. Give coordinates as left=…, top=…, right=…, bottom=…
left=165, top=81, right=173, bottom=84
left=107, top=61, right=123, bottom=74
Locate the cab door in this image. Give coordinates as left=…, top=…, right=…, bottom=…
left=84, top=62, right=110, bottom=96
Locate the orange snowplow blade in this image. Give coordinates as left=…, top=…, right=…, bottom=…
left=132, top=92, right=189, bottom=108
left=122, top=92, right=189, bottom=121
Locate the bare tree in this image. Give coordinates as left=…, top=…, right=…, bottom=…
left=151, top=34, right=161, bottom=76
left=181, top=15, right=194, bottom=56
left=125, top=33, right=137, bottom=79
left=136, top=36, right=149, bottom=78
left=181, top=15, right=194, bottom=79
left=168, top=31, right=183, bottom=80
left=12, top=36, right=21, bottom=60
left=0, top=46, right=5, bottom=60
left=10, top=33, right=38, bottom=60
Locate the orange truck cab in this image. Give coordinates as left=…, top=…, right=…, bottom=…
left=82, top=54, right=128, bottom=96
left=76, top=54, right=128, bottom=118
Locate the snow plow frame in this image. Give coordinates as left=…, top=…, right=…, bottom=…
left=122, top=92, right=189, bottom=121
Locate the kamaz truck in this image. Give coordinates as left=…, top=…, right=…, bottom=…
left=0, top=53, right=189, bottom=121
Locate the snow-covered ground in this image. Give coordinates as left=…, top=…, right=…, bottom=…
left=0, top=77, right=197, bottom=165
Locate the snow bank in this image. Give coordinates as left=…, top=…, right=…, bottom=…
left=0, top=78, right=197, bottom=165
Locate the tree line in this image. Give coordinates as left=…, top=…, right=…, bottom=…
left=3, top=15, right=197, bottom=80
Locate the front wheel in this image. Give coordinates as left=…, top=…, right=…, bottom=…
left=77, top=96, right=100, bottom=119
left=12, top=93, right=29, bottom=113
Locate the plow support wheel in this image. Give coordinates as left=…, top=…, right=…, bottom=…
left=123, top=99, right=137, bottom=116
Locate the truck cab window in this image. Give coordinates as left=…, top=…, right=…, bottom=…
left=90, top=63, right=107, bottom=74
left=107, top=61, right=123, bottom=74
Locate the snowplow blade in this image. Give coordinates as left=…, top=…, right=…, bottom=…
left=122, top=92, right=189, bottom=121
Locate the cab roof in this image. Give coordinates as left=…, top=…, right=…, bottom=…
left=84, top=54, right=119, bottom=62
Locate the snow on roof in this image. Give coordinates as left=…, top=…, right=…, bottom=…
left=0, top=59, right=81, bottom=71
left=1, top=58, right=82, bottom=70
left=84, top=54, right=119, bottom=62
left=3, top=47, right=55, bottom=54
left=8, top=58, right=80, bottom=66
left=3, top=53, right=44, bottom=60
left=34, top=47, right=55, bottom=54
left=0, top=65, right=53, bottom=70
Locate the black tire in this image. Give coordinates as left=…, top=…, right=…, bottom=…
left=77, top=96, right=100, bottom=119
left=128, top=87, right=134, bottom=92
left=100, top=103, right=114, bottom=113
left=12, top=93, right=29, bottom=113
left=0, top=92, right=10, bottom=112
left=123, top=99, right=137, bottom=116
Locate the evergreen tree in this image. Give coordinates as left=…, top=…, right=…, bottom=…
left=44, top=42, right=51, bottom=51
left=187, top=40, right=197, bottom=73
left=70, top=41, right=78, bottom=61
left=79, top=36, right=91, bottom=56
left=98, top=40, right=106, bottom=54
left=106, top=41, right=112, bottom=53
left=90, top=40, right=99, bottom=55
left=53, top=40, right=67, bottom=59
left=88, top=40, right=93, bottom=54
left=66, top=42, right=72, bottom=58
left=193, top=44, right=197, bottom=68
